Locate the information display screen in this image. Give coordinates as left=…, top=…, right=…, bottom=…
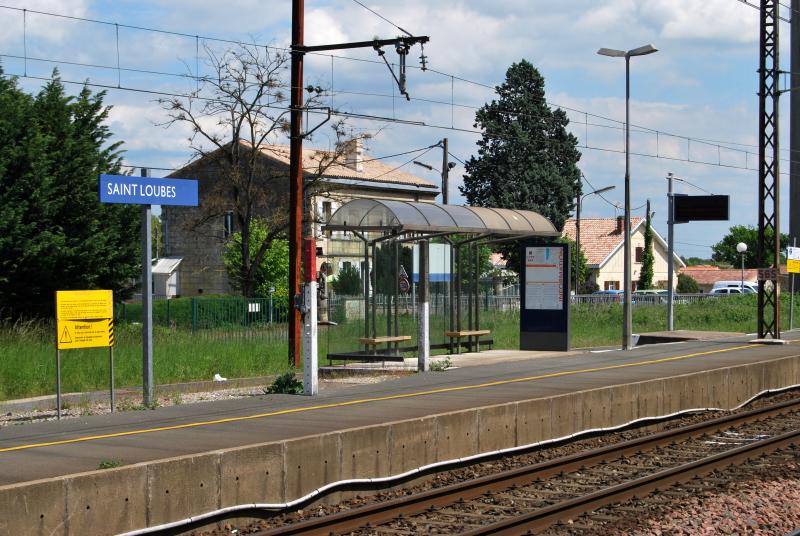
left=673, top=195, right=729, bottom=223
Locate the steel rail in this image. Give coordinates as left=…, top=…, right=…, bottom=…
left=464, top=428, right=800, bottom=535
left=254, top=397, right=800, bottom=536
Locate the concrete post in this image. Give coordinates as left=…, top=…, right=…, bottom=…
left=303, top=281, right=318, bottom=395
left=417, top=240, right=430, bottom=371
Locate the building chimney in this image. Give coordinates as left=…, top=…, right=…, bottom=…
left=616, top=216, right=624, bottom=234
left=344, top=138, right=363, bottom=172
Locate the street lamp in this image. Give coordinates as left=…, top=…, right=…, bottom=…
left=575, top=183, right=616, bottom=295
left=598, top=43, right=658, bottom=350
left=736, top=242, right=748, bottom=291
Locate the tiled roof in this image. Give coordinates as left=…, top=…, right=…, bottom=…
left=562, top=217, right=644, bottom=266
left=679, top=265, right=758, bottom=285
left=258, top=144, right=437, bottom=189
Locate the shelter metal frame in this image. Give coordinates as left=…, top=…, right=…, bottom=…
left=323, top=200, right=559, bottom=363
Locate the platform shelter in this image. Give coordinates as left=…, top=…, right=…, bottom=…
left=322, top=199, right=559, bottom=368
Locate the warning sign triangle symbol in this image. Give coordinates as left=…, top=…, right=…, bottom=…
left=60, top=326, right=73, bottom=344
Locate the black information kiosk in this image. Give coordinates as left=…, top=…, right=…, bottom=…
left=520, top=242, right=570, bottom=351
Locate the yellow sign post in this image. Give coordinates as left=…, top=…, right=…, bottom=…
left=54, top=290, right=115, bottom=419
left=789, top=259, right=800, bottom=274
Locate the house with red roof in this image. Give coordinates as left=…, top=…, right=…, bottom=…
left=562, top=216, right=685, bottom=292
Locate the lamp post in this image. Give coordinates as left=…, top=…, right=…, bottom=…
left=736, top=242, right=747, bottom=291
left=575, top=183, right=616, bottom=295
left=598, top=44, right=658, bottom=350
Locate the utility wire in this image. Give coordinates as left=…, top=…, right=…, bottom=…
left=0, top=3, right=782, bottom=160
left=15, top=69, right=799, bottom=181
left=350, top=0, right=412, bottom=37
left=733, top=0, right=792, bottom=22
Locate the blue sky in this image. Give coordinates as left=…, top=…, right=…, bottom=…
left=0, top=0, right=791, bottom=259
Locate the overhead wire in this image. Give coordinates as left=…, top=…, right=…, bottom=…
left=349, top=0, right=412, bottom=37
left=6, top=4, right=796, bottom=183
left=0, top=3, right=784, bottom=162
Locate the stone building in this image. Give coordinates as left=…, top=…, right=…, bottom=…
left=162, top=140, right=438, bottom=296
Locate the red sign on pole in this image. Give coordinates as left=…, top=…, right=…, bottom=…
left=303, top=238, right=316, bottom=283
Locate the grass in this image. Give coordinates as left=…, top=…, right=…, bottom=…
left=2, top=294, right=798, bottom=401
left=0, top=321, right=291, bottom=401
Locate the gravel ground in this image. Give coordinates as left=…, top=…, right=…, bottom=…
left=0, top=374, right=400, bottom=427
left=549, top=446, right=800, bottom=535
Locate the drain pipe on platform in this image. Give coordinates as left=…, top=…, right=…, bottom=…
left=118, top=383, right=800, bottom=536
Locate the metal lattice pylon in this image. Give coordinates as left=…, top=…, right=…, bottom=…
left=758, top=0, right=781, bottom=339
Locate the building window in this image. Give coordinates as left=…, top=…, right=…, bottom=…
left=223, top=211, right=233, bottom=239
left=605, top=280, right=620, bottom=290
left=635, top=246, right=643, bottom=263
left=322, top=201, right=332, bottom=237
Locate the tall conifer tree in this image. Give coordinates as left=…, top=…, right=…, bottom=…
left=0, top=70, right=139, bottom=317
left=461, top=60, right=582, bottom=270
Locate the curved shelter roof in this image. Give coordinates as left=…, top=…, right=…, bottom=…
left=325, top=199, right=559, bottom=237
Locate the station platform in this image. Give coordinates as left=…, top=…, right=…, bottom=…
left=2, top=332, right=800, bottom=535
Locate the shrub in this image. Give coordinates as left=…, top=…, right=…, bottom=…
left=264, top=371, right=304, bottom=394
left=677, top=273, right=700, bottom=293
left=331, top=263, right=362, bottom=295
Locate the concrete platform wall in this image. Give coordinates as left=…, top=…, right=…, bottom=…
left=1, top=355, right=798, bottom=536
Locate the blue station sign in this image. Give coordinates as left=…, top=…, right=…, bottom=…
left=100, top=174, right=198, bottom=206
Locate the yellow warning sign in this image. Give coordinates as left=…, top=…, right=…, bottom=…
left=55, top=290, right=114, bottom=349
left=789, top=259, right=800, bottom=274
left=57, top=319, right=114, bottom=350
left=56, top=290, right=113, bottom=321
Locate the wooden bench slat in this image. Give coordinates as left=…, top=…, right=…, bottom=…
left=359, top=335, right=412, bottom=345
left=445, top=330, right=491, bottom=337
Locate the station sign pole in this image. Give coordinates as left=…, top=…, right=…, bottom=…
left=141, top=168, right=154, bottom=406
left=100, top=172, right=198, bottom=406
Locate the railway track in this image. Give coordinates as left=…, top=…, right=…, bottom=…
left=255, top=397, right=800, bottom=536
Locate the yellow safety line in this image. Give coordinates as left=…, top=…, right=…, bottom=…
left=0, top=343, right=773, bottom=454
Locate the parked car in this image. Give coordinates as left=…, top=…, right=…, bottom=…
left=709, top=287, right=755, bottom=296
left=592, top=289, right=624, bottom=302
left=633, top=289, right=669, bottom=303
left=711, top=280, right=757, bottom=293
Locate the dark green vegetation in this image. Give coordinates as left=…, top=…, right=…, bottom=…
left=460, top=59, right=582, bottom=271
left=712, top=225, right=789, bottom=268
left=331, top=263, right=363, bottom=295
left=0, top=70, right=139, bottom=318
left=1, top=294, right=796, bottom=401
left=264, top=371, right=304, bottom=394
left=224, top=222, right=290, bottom=299
left=638, top=208, right=655, bottom=289
left=677, top=273, right=700, bottom=293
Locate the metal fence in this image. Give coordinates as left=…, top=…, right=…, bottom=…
left=117, top=296, right=290, bottom=333
left=116, top=291, right=722, bottom=339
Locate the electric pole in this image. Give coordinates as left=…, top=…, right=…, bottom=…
left=288, top=0, right=305, bottom=367
left=791, top=0, right=800, bottom=245
left=287, top=4, right=428, bottom=367
left=441, top=138, right=449, bottom=204
left=757, top=0, right=781, bottom=340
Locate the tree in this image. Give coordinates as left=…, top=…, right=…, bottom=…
left=711, top=225, right=789, bottom=268
left=676, top=273, right=700, bottom=294
left=559, top=238, right=589, bottom=293
left=0, top=70, right=139, bottom=318
left=331, top=263, right=362, bottom=295
left=638, top=206, right=655, bottom=290
left=223, top=219, right=289, bottom=298
left=160, top=44, right=352, bottom=297
left=460, top=59, right=582, bottom=271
